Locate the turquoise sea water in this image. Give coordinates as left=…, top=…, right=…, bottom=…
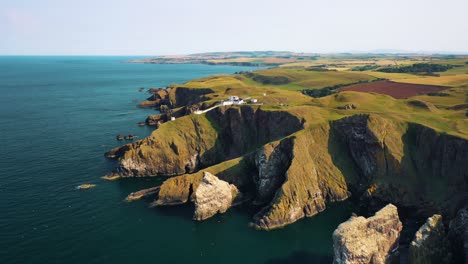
left=0, top=56, right=354, bottom=264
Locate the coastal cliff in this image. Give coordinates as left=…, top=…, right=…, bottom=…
left=108, top=105, right=303, bottom=177
left=102, top=57, right=468, bottom=263
left=111, top=105, right=468, bottom=231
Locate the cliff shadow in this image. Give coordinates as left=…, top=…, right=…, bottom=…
left=326, top=124, right=363, bottom=198
left=202, top=106, right=304, bottom=164
left=398, top=123, right=468, bottom=218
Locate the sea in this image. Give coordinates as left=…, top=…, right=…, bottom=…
left=0, top=56, right=355, bottom=264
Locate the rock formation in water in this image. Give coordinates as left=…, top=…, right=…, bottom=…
left=192, top=171, right=239, bottom=220
left=409, top=214, right=451, bottom=264
left=107, top=83, right=468, bottom=234
left=332, top=204, right=402, bottom=264
left=448, top=207, right=468, bottom=264
left=108, top=107, right=468, bottom=230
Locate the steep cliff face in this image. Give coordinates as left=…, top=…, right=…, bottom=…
left=449, top=207, right=468, bottom=264
left=252, top=126, right=350, bottom=229
left=170, top=87, right=214, bottom=107
left=332, top=204, right=402, bottom=264
left=113, top=109, right=468, bottom=231
left=409, top=214, right=451, bottom=264
left=253, top=138, right=293, bottom=204
left=331, top=114, right=468, bottom=216
left=206, top=106, right=304, bottom=158
left=110, top=105, right=303, bottom=177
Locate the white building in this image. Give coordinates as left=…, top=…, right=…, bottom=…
left=228, top=96, right=239, bottom=101
left=233, top=99, right=245, bottom=105
left=222, top=101, right=234, bottom=106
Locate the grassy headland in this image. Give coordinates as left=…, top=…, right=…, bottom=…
left=110, top=53, right=467, bottom=230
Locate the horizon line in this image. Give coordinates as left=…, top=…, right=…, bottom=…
left=1, top=50, right=468, bottom=56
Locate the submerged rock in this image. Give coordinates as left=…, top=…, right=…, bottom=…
left=125, top=186, right=160, bottom=202
left=193, top=172, right=238, bottom=221
left=332, top=204, right=402, bottom=264
left=76, top=184, right=96, bottom=190
left=409, top=214, right=451, bottom=264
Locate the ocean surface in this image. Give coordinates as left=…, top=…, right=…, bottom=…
left=0, top=56, right=355, bottom=264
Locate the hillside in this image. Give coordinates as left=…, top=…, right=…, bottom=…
left=106, top=55, right=467, bottom=235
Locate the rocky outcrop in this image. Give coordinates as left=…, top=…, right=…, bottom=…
left=449, top=207, right=468, bottom=264
left=111, top=110, right=468, bottom=231
left=170, top=87, right=214, bottom=107
left=253, top=138, right=293, bottom=204
left=409, top=214, right=451, bottom=264
left=331, top=114, right=468, bottom=217
left=151, top=174, right=200, bottom=206
left=252, top=127, right=350, bottom=230
left=332, top=204, right=402, bottom=264
left=138, top=87, right=172, bottom=108
left=193, top=172, right=239, bottom=220
left=151, top=157, right=254, bottom=207
left=110, top=106, right=303, bottom=177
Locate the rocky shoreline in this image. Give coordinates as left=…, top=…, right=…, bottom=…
left=105, top=78, right=468, bottom=263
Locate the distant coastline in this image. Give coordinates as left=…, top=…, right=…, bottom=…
left=127, top=51, right=318, bottom=66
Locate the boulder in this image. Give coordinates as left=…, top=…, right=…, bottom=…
left=409, top=214, right=451, bottom=264
left=193, top=172, right=238, bottom=221
left=333, top=204, right=402, bottom=264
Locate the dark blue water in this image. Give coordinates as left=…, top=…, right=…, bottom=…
left=0, top=56, right=354, bottom=264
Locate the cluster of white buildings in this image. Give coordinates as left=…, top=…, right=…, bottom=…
left=193, top=96, right=259, bottom=115
left=222, top=96, right=244, bottom=106
left=221, top=96, right=258, bottom=105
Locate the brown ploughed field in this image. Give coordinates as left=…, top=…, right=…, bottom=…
left=338, top=80, right=449, bottom=99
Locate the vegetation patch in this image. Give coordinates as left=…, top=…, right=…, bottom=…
left=351, top=65, right=380, bottom=71
left=427, top=92, right=450, bottom=97
left=377, top=63, right=453, bottom=74
left=301, top=79, right=386, bottom=98
left=245, top=72, right=291, bottom=85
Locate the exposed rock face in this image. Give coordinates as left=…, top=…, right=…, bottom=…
left=171, top=87, right=214, bottom=107
left=252, top=128, right=350, bottom=230
left=409, top=214, right=451, bottom=264
left=112, top=109, right=468, bottom=230
left=253, top=138, right=293, bottom=204
left=208, top=106, right=304, bottom=158
left=111, top=106, right=303, bottom=177
left=332, top=204, right=402, bottom=264
left=138, top=88, right=171, bottom=108
left=331, top=114, right=468, bottom=216
left=193, top=172, right=238, bottom=220
left=449, top=207, right=468, bottom=264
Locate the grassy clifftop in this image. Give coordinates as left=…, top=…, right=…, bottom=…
left=108, top=56, right=467, bottom=229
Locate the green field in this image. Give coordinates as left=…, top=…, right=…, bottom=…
left=125, top=53, right=468, bottom=232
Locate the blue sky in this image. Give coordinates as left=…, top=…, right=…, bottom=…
left=1, top=0, right=467, bottom=55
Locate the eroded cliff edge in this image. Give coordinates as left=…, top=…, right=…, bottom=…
left=108, top=101, right=467, bottom=231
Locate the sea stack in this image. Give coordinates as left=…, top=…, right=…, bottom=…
left=332, top=204, right=402, bottom=264
left=409, top=214, right=451, bottom=264
left=192, top=171, right=238, bottom=221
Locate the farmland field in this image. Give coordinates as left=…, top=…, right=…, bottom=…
left=338, top=80, right=450, bottom=99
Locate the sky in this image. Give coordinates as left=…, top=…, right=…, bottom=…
left=1, top=0, right=467, bottom=55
